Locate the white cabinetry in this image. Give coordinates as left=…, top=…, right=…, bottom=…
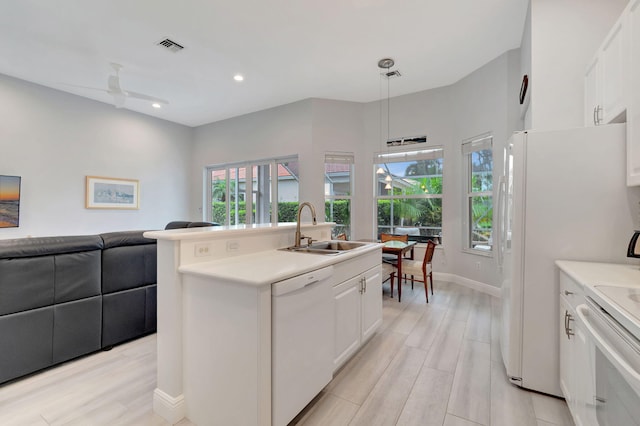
left=559, top=271, right=597, bottom=426
left=585, top=0, right=640, bottom=185
left=627, top=0, right=640, bottom=185
left=332, top=252, right=382, bottom=370
left=584, top=19, right=626, bottom=127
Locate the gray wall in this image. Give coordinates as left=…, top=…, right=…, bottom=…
left=0, top=74, right=192, bottom=238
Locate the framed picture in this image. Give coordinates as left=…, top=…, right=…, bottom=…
left=0, top=175, right=21, bottom=228
left=85, top=176, right=139, bottom=209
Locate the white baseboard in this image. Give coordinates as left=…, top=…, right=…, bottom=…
left=153, top=388, right=186, bottom=424
left=434, top=272, right=500, bottom=298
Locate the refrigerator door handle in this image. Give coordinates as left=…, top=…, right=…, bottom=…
left=496, top=176, right=506, bottom=267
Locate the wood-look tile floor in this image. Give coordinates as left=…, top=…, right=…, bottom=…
left=0, top=280, right=574, bottom=426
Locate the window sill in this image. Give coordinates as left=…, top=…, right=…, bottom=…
left=461, top=247, right=493, bottom=258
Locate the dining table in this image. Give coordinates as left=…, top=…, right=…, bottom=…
left=382, top=240, right=416, bottom=302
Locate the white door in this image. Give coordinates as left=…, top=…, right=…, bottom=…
left=333, top=275, right=361, bottom=369
left=360, top=265, right=382, bottom=342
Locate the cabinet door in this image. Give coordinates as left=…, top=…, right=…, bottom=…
left=573, top=320, right=597, bottom=426
left=333, top=275, right=361, bottom=369
left=559, top=297, right=575, bottom=414
left=584, top=57, right=600, bottom=127
left=600, top=21, right=626, bottom=124
left=361, top=265, right=382, bottom=342
left=628, top=0, right=640, bottom=185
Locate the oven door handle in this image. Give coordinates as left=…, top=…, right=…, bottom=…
left=576, top=304, right=640, bottom=391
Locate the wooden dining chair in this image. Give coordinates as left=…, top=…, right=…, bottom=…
left=397, top=240, right=437, bottom=303
left=380, top=233, right=408, bottom=243
left=335, top=232, right=347, bottom=240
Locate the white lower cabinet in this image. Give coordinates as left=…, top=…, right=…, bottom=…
left=559, top=272, right=597, bottom=426
left=333, top=259, right=382, bottom=370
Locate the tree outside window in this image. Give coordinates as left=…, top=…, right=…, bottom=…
left=463, top=135, right=493, bottom=252
left=324, top=153, right=353, bottom=239
left=374, top=148, right=443, bottom=242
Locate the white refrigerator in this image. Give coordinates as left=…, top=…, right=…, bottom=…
left=498, top=123, right=637, bottom=397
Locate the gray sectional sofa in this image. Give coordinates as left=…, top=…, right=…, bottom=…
left=0, top=231, right=157, bottom=384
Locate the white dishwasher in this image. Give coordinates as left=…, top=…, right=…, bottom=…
left=272, top=265, right=334, bottom=426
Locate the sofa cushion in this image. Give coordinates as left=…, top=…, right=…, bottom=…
left=54, top=250, right=102, bottom=303
left=100, top=231, right=156, bottom=249
left=0, top=235, right=103, bottom=258
left=102, top=245, right=157, bottom=294
left=53, top=296, right=102, bottom=364
left=0, top=306, right=53, bottom=383
left=0, top=257, right=55, bottom=315
left=102, top=287, right=147, bottom=347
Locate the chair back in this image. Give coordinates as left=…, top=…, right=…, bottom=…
left=380, top=233, right=408, bottom=243
left=422, top=240, right=436, bottom=268
left=335, top=232, right=347, bottom=241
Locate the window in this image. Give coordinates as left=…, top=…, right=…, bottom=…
left=374, top=148, right=443, bottom=242
left=462, top=134, right=493, bottom=252
left=324, top=152, right=353, bottom=239
left=206, top=156, right=299, bottom=225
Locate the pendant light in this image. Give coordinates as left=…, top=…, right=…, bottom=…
left=378, top=58, right=395, bottom=190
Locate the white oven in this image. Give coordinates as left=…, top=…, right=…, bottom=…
left=576, top=295, right=640, bottom=426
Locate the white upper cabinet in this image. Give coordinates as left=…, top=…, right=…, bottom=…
left=628, top=0, right=640, bottom=185
left=584, top=57, right=601, bottom=126
left=584, top=19, right=626, bottom=126
left=587, top=0, right=640, bottom=186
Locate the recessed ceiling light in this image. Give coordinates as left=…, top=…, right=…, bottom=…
left=233, top=74, right=244, bottom=82
left=152, top=103, right=162, bottom=109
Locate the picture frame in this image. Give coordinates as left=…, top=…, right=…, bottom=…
left=0, top=175, right=21, bottom=228
left=85, top=176, right=139, bottom=209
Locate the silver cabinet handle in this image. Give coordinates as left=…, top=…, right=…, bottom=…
left=564, top=290, right=574, bottom=296
left=363, top=276, right=367, bottom=293
left=565, top=311, right=574, bottom=338
left=592, top=105, right=604, bottom=125
left=359, top=277, right=364, bottom=294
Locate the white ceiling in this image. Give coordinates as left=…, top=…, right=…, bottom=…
left=1, top=0, right=528, bottom=127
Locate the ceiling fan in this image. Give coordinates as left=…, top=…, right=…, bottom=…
left=65, top=63, right=169, bottom=109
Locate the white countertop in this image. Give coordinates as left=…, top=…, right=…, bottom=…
left=179, top=243, right=382, bottom=287
left=145, top=222, right=327, bottom=241
left=556, top=260, right=640, bottom=338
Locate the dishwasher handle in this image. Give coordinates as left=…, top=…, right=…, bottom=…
left=272, top=266, right=334, bottom=296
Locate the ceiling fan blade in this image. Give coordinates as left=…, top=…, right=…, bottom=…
left=56, top=82, right=108, bottom=93
left=124, top=90, right=169, bottom=105
left=112, top=92, right=126, bottom=108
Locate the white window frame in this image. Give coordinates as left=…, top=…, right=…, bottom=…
left=324, top=152, right=354, bottom=239
left=205, top=155, right=298, bottom=226
left=462, top=134, right=493, bottom=255
left=373, top=147, right=444, bottom=242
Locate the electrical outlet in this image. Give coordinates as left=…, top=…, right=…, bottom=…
left=195, top=243, right=212, bottom=257
left=226, top=240, right=239, bottom=251
left=475, top=261, right=481, bottom=270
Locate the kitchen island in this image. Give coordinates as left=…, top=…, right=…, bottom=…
left=144, top=223, right=382, bottom=425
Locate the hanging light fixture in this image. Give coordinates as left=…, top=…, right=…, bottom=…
left=378, top=58, right=395, bottom=189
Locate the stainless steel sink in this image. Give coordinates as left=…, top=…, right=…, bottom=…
left=280, top=240, right=368, bottom=255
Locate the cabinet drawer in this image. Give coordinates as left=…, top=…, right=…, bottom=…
left=332, top=251, right=380, bottom=286
left=559, top=271, right=584, bottom=309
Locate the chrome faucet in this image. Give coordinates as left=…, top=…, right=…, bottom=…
left=294, top=202, right=317, bottom=247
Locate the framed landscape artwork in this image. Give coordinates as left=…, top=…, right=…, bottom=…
left=0, top=175, right=21, bottom=228
left=85, top=176, right=139, bottom=209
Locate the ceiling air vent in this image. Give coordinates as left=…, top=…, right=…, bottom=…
left=157, top=38, right=184, bottom=53
left=382, top=70, right=402, bottom=79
